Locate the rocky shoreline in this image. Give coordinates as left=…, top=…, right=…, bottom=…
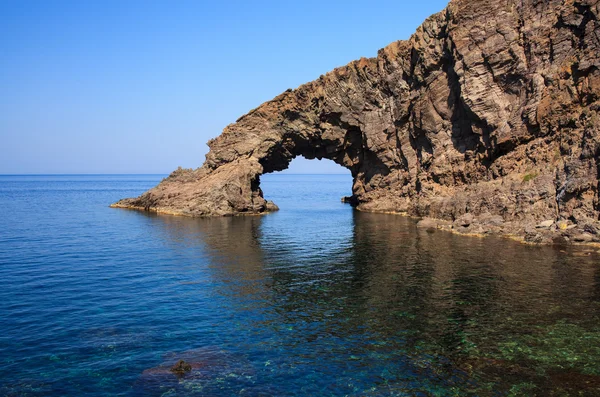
left=415, top=215, right=600, bottom=246
left=112, top=195, right=600, bottom=246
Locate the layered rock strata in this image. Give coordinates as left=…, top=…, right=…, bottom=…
left=113, top=0, right=600, bottom=244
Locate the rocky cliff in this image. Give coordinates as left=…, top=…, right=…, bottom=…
left=112, top=0, right=600, bottom=244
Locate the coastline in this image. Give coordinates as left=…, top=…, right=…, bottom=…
left=111, top=200, right=600, bottom=248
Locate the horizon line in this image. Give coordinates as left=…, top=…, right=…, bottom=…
left=0, top=172, right=351, bottom=176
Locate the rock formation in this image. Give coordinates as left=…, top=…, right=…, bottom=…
left=112, top=0, right=600, bottom=244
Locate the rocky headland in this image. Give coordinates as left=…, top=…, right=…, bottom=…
left=112, top=0, right=600, bottom=245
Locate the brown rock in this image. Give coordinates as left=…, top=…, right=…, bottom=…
left=112, top=0, right=600, bottom=244
left=416, top=218, right=437, bottom=230
left=341, top=196, right=359, bottom=205
left=536, top=220, right=555, bottom=229
left=170, top=359, right=192, bottom=375
left=574, top=233, right=594, bottom=243
left=455, top=213, right=475, bottom=228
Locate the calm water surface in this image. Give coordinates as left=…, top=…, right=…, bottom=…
left=1, top=174, right=600, bottom=396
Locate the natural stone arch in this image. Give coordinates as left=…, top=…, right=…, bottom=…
left=112, top=0, right=600, bottom=245
left=112, top=58, right=407, bottom=217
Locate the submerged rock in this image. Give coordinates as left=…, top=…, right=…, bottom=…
left=170, top=359, right=192, bottom=375
left=417, top=218, right=452, bottom=230
left=112, top=0, right=600, bottom=245
left=133, top=347, right=255, bottom=396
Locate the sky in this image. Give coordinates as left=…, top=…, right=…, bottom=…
left=0, top=0, right=448, bottom=174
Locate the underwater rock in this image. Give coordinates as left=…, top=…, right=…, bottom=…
left=133, top=347, right=255, bottom=396
left=170, top=359, right=192, bottom=375
left=417, top=218, right=451, bottom=230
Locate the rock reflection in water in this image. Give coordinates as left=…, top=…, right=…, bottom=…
left=143, top=209, right=600, bottom=395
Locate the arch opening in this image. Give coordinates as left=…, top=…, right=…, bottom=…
left=260, top=156, right=354, bottom=210
left=257, top=126, right=365, bottom=177
left=253, top=123, right=393, bottom=211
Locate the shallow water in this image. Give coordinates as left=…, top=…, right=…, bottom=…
left=1, top=174, right=600, bottom=396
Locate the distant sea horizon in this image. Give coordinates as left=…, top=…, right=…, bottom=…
left=0, top=173, right=350, bottom=176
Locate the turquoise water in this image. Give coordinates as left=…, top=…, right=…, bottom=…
left=1, top=174, right=600, bottom=396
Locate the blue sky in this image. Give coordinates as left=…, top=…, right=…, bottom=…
left=0, top=0, right=448, bottom=174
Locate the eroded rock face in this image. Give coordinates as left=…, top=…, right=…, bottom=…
left=112, top=0, right=600, bottom=244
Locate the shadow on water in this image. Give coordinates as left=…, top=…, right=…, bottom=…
left=130, top=209, right=600, bottom=396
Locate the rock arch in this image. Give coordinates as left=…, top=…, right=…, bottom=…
left=112, top=58, right=407, bottom=217
left=112, top=0, right=600, bottom=244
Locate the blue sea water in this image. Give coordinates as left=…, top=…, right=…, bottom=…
left=1, top=174, right=600, bottom=396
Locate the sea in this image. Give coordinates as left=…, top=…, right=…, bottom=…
left=1, top=174, right=600, bottom=396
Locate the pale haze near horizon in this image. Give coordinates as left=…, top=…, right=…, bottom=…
left=1, top=0, right=448, bottom=175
